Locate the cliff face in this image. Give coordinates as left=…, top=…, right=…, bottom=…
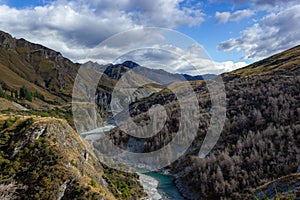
left=0, top=115, right=145, bottom=200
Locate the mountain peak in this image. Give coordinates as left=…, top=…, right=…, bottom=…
left=121, top=60, right=140, bottom=69
left=0, top=30, right=15, bottom=50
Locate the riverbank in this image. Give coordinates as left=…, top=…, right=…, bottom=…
left=138, top=172, right=162, bottom=200
left=139, top=171, right=184, bottom=200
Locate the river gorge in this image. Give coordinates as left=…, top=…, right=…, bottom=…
left=82, top=123, right=184, bottom=200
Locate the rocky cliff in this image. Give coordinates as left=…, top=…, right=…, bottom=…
left=0, top=114, right=146, bottom=199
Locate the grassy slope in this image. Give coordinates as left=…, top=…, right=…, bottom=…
left=223, top=45, right=300, bottom=79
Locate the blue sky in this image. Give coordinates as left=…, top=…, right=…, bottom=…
left=0, top=0, right=299, bottom=74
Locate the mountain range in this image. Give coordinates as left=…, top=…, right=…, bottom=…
left=0, top=30, right=299, bottom=199
left=0, top=30, right=213, bottom=111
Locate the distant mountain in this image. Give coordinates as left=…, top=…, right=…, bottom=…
left=81, top=60, right=215, bottom=112
left=85, top=60, right=214, bottom=85
left=182, top=73, right=216, bottom=81
left=121, top=60, right=140, bottom=69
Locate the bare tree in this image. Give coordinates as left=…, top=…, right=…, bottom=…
left=0, top=181, right=27, bottom=200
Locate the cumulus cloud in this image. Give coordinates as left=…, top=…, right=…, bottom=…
left=0, top=0, right=204, bottom=62
left=215, top=9, right=254, bottom=24
left=218, top=5, right=300, bottom=59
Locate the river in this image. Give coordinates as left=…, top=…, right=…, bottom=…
left=82, top=124, right=184, bottom=199
left=141, top=171, right=184, bottom=200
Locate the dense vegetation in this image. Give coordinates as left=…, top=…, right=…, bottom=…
left=176, top=75, right=300, bottom=199
left=102, top=165, right=146, bottom=199
left=105, top=73, right=300, bottom=199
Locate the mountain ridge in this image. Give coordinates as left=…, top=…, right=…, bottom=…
left=222, top=45, right=300, bottom=80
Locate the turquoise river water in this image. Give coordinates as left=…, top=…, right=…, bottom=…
left=143, top=171, right=184, bottom=200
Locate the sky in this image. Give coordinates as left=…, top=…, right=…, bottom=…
left=0, top=0, right=299, bottom=74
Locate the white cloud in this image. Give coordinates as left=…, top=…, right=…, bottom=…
left=0, top=0, right=204, bottom=62
left=218, top=5, right=300, bottom=59
left=215, top=9, right=254, bottom=24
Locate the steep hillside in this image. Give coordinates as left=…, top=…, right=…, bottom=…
left=0, top=114, right=146, bottom=200
left=106, top=45, right=300, bottom=199
left=0, top=31, right=79, bottom=104
left=0, top=98, right=28, bottom=111
left=176, top=74, right=300, bottom=199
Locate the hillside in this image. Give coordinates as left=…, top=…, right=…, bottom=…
left=0, top=30, right=208, bottom=117
left=0, top=114, right=145, bottom=199
left=223, top=45, right=300, bottom=80
left=106, top=45, right=300, bottom=199
left=0, top=31, right=79, bottom=105
left=0, top=31, right=150, bottom=200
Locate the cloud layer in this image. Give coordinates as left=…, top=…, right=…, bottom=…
left=0, top=0, right=204, bottom=61
left=0, top=0, right=297, bottom=74
left=0, top=0, right=246, bottom=74
left=218, top=5, right=300, bottom=59
left=113, top=41, right=247, bottom=75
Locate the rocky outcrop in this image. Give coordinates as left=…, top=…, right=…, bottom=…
left=0, top=115, right=146, bottom=200
left=0, top=31, right=16, bottom=50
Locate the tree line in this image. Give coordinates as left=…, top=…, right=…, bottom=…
left=0, top=84, right=45, bottom=102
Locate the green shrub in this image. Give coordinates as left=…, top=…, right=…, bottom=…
left=19, top=86, right=32, bottom=102
left=4, top=119, right=14, bottom=128
left=90, top=178, right=97, bottom=187
left=41, top=112, right=50, bottom=117
left=70, top=159, right=77, bottom=167
left=34, top=91, right=45, bottom=101
left=0, top=85, right=4, bottom=97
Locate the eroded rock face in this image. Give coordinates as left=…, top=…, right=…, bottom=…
left=0, top=31, right=61, bottom=58
left=0, top=31, right=16, bottom=50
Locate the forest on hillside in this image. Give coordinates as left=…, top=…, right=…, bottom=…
left=103, top=74, right=300, bottom=199
left=177, top=75, right=300, bottom=199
